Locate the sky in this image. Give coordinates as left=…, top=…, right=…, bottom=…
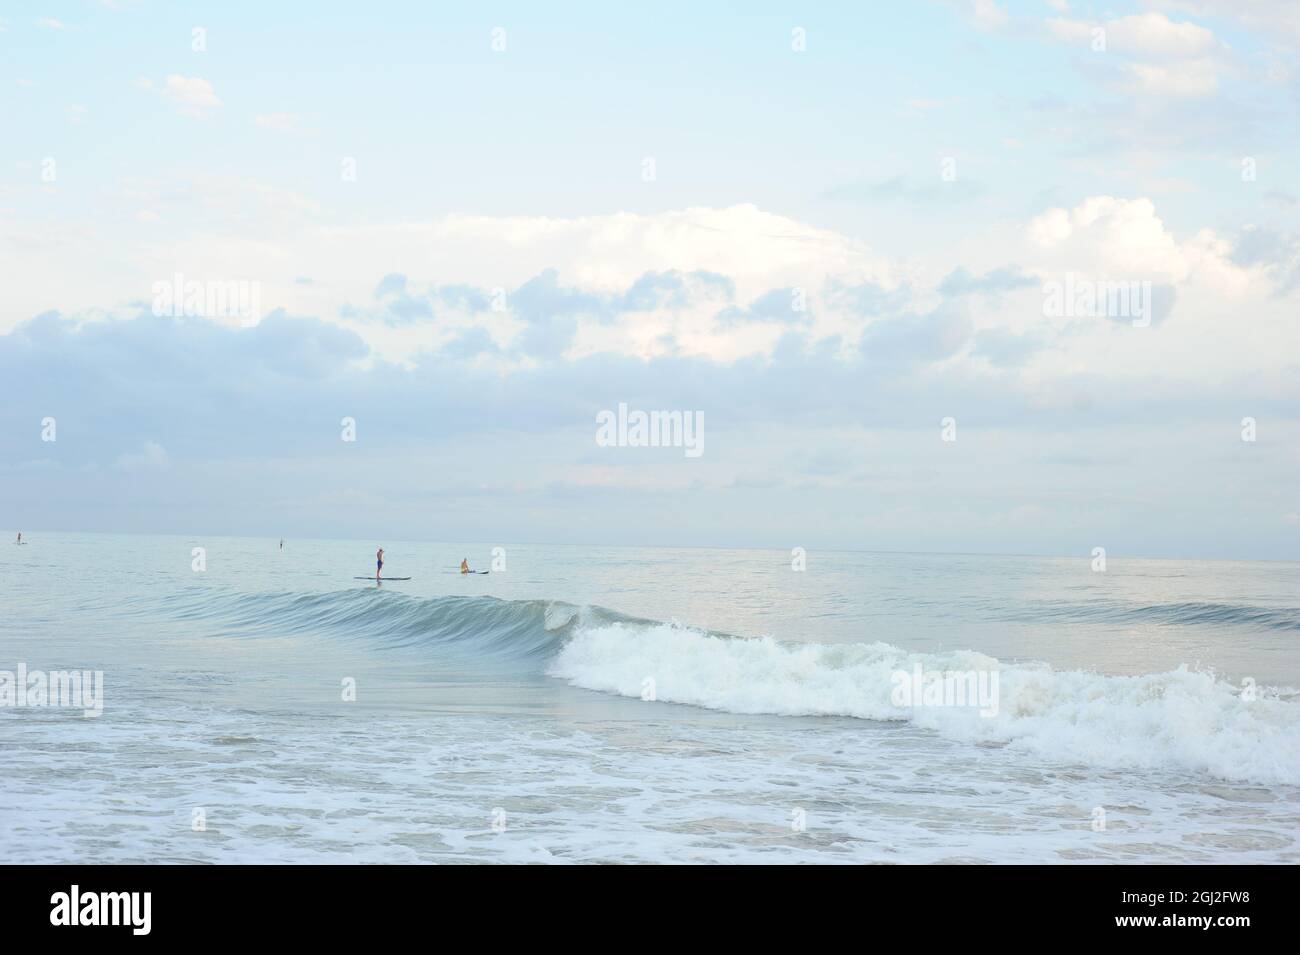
left=1, top=0, right=1298, bottom=558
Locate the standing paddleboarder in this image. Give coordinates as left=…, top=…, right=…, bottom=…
left=376, top=547, right=384, bottom=582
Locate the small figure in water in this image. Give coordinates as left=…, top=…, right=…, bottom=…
left=460, top=558, right=470, bottom=574
left=279, top=539, right=283, bottom=550
left=15, top=532, right=21, bottom=544
left=377, top=547, right=385, bottom=582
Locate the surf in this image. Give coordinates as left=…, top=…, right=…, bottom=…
left=144, top=587, right=1300, bottom=785
left=548, top=620, right=1300, bottom=785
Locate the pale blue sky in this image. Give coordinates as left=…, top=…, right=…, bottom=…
left=2, top=1, right=1298, bottom=557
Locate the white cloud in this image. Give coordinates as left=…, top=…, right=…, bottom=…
left=114, top=441, right=171, bottom=471
left=1048, top=11, right=1229, bottom=96
left=1051, top=10, right=1217, bottom=57
left=969, top=0, right=1009, bottom=30
left=1123, top=59, right=1221, bottom=96
left=36, top=17, right=65, bottom=30
left=1024, top=195, right=1256, bottom=291
left=941, top=0, right=1008, bottom=30
left=1102, top=12, right=1218, bottom=58
left=1158, top=1, right=1300, bottom=46
left=2, top=195, right=1294, bottom=389
left=255, top=113, right=303, bottom=131
left=436, top=204, right=895, bottom=296
left=1007, top=194, right=1300, bottom=396
left=160, top=75, right=221, bottom=116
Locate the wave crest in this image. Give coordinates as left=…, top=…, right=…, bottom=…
left=147, top=586, right=1300, bottom=784
left=548, top=621, right=1300, bottom=785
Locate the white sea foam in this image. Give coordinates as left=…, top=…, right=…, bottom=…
left=548, top=622, right=1300, bottom=785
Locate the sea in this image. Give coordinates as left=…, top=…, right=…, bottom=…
left=2, top=532, right=1298, bottom=863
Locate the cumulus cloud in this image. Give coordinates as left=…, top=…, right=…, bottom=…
left=160, top=75, right=221, bottom=116
left=1158, top=0, right=1300, bottom=47
left=5, top=4, right=1299, bottom=556
left=971, top=328, right=1048, bottom=367
left=440, top=326, right=500, bottom=360
left=1059, top=12, right=1218, bottom=59
left=1047, top=11, right=1230, bottom=97
left=7, top=193, right=1292, bottom=397
left=942, top=0, right=1009, bottom=31
left=1231, top=225, right=1300, bottom=293
left=4, top=302, right=1296, bottom=555
left=1028, top=196, right=1191, bottom=281
left=621, top=270, right=734, bottom=311
left=368, top=273, right=434, bottom=321
left=862, top=301, right=974, bottom=366
left=717, top=288, right=814, bottom=327
left=939, top=266, right=1038, bottom=297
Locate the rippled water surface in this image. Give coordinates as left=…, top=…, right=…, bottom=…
left=2, top=533, right=1297, bottom=863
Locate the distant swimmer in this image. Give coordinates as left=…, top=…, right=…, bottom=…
left=15, top=532, right=21, bottom=544
left=279, top=539, right=283, bottom=550
left=460, top=558, right=470, bottom=574
left=377, top=547, right=385, bottom=582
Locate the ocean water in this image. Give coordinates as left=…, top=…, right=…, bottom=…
left=2, top=532, right=1298, bottom=864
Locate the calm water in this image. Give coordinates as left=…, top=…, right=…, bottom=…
left=2, top=532, right=1298, bottom=863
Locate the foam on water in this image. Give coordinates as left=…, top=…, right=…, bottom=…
left=6, top=537, right=1300, bottom=863
left=549, top=621, right=1300, bottom=785
left=109, top=586, right=1300, bottom=785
